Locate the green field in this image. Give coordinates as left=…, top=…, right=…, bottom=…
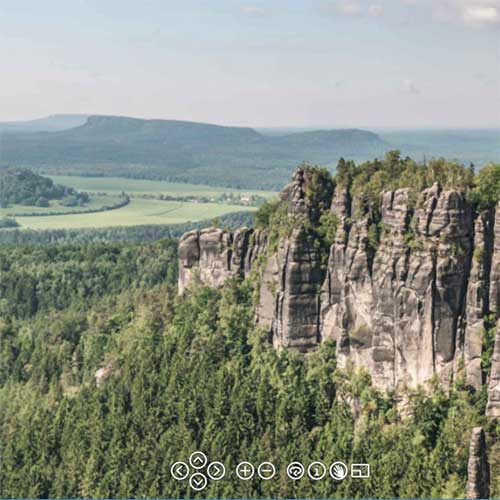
left=48, top=175, right=276, bottom=198
left=12, top=198, right=255, bottom=230
left=0, top=176, right=276, bottom=230
left=0, top=195, right=123, bottom=216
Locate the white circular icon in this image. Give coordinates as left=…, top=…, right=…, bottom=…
left=257, top=462, right=276, bottom=480
left=189, top=472, right=208, bottom=491
left=307, top=461, right=326, bottom=480
left=170, top=461, right=189, bottom=481
left=207, top=461, right=226, bottom=480
left=330, top=461, right=348, bottom=481
left=236, top=461, right=255, bottom=480
left=286, top=462, right=305, bottom=480
left=189, top=451, right=208, bottom=469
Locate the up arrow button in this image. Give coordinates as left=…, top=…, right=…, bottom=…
left=189, top=451, right=208, bottom=469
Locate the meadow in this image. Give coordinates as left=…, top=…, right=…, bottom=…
left=11, top=198, right=256, bottom=230
left=49, top=175, right=276, bottom=198
left=0, top=194, right=124, bottom=216
left=0, top=176, right=275, bottom=230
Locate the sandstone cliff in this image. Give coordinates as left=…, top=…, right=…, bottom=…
left=466, top=427, right=490, bottom=499
left=178, top=168, right=500, bottom=400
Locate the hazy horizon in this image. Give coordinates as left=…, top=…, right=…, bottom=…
left=1, top=0, right=498, bottom=128
left=1, top=112, right=499, bottom=131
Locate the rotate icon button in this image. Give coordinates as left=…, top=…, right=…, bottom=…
left=286, top=462, right=305, bottom=480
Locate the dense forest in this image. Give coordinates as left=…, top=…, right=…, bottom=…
left=0, top=156, right=499, bottom=498
left=0, top=167, right=88, bottom=208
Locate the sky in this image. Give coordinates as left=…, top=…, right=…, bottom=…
left=0, top=0, right=499, bottom=127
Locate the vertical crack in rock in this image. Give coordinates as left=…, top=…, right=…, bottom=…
left=466, top=427, right=490, bottom=499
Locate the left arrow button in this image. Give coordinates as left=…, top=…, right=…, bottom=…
left=171, top=461, right=189, bottom=480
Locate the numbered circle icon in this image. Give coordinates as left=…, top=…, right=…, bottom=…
left=207, top=461, right=226, bottom=480
left=330, top=461, right=348, bottom=481
left=307, top=461, right=326, bottom=480
left=170, top=461, right=189, bottom=481
left=286, top=462, right=305, bottom=480
left=189, top=451, right=208, bottom=469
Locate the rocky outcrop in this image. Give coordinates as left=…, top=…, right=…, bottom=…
left=463, top=210, right=494, bottom=388
left=267, top=226, right=325, bottom=351
left=178, top=227, right=264, bottom=293
left=178, top=169, right=500, bottom=394
left=489, top=203, right=500, bottom=317
left=486, top=321, right=500, bottom=417
left=466, top=427, right=490, bottom=499
left=320, top=183, right=476, bottom=390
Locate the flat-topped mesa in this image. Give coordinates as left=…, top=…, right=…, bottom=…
left=178, top=168, right=500, bottom=394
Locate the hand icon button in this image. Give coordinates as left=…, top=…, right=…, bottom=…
left=330, top=461, right=348, bottom=481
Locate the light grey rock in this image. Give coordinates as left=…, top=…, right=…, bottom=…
left=486, top=321, right=500, bottom=417
left=466, top=427, right=490, bottom=499
left=489, top=203, right=500, bottom=317
left=463, top=210, right=494, bottom=389
left=178, top=169, right=500, bottom=396
left=178, top=227, right=257, bottom=293
left=271, top=227, right=325, bottom=352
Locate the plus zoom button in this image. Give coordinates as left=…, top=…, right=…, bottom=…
left=236, top=462, right=255, bottom=480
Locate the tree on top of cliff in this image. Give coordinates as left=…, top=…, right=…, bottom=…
left=469, top=163, right=500, bottom=210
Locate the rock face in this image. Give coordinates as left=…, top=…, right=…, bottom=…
left=178, top=169, right=500, bottom=394
left=466, top=427, right=490, bottom=499
left=486, top=321, right=500, bottom=417
left=178, top=227, right=264, bottom=293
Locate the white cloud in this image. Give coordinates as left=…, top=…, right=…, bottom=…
left=430, top=0, right=500, bottom=28
left=463, top=5, right=499, bottom=24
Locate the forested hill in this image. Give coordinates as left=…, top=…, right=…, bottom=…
left=0, top=167, right=88, bottom=208
left=0, top=115, right=387, bottom=189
